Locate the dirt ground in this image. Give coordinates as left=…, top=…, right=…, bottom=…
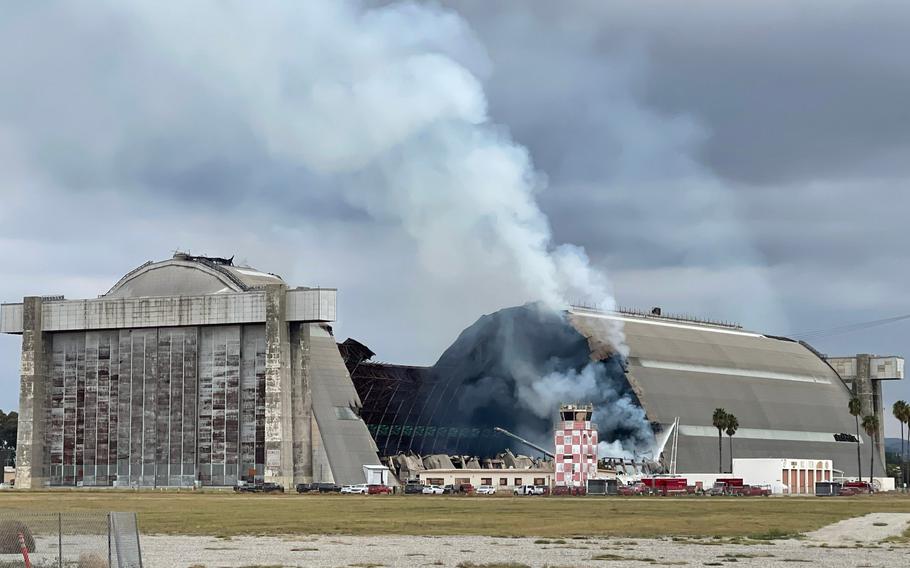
left=141, top=531, right=910, bottom=568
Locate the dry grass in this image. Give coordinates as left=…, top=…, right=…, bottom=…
left=2, top=492, right=910, bottom=539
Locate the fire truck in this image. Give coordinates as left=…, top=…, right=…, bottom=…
left=641, top=477, right=689, bottom=496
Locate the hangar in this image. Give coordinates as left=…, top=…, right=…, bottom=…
left=1, top=253, right=379, bottom=488
left=344, top=304, right=899, bottom=480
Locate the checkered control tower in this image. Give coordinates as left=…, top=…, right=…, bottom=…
left=554, top=403, right=598, bottom=488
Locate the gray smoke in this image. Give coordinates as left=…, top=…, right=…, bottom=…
left=522, top=361, right=653, bottom=458
left=134, top=0, right=626, bottom=349
left=433, top=304, right=653, bottom=457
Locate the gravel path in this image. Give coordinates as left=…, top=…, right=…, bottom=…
left=141, top=533, right=910, bottom=568
left=805, top=512, right=910, bottom=544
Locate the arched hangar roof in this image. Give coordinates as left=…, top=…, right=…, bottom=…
left=104, top=253, right=284, bottom=298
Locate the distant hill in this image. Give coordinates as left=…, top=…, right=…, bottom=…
left=886, top=437, right=906, bottom=454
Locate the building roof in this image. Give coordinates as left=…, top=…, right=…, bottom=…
left=104, top=253, right=284, bottom=298
left=568, top=307, right=882, bottom=477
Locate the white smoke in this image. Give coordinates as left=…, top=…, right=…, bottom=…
left=123, top=1, right=623, bottom=330
left=517, top=360, right=653, bottom=457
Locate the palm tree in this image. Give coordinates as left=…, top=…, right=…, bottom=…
left=862, top=414, right=880, bottom=487
left=901, top=404, right=910, bottom=489
left=893, top=401, right=908, bottom=489
left=712, top=408, right=727, bottom=474
left=849, top=396, right=863, bottom=482
left=724, top=414, right=739, bottom=474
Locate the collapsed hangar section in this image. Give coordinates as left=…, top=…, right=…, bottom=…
left=1, top=254, right=379, bottom=488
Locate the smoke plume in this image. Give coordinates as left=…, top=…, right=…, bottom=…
left=0, top=1, right=644, bottom=450
left=130, top=1, right=624, bottom=335
left=431, top=304, right=653, bottom=457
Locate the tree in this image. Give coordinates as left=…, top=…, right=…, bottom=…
left=893, top=401, right=908, bottom=489
left=849, top=396, right=863, bottom=482
left=724, top=413, right=739, bottom=474
left=862, top=414, right=880, bottom=486
left=712, top=408, right=727, bottom=474
left=900, top=404, right=910, bottom=489
left=0, top=410, right=17, bottom=448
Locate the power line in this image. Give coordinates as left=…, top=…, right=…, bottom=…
left=790, top=313, right=910, bottom=340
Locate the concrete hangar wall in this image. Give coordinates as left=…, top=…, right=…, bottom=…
left=1, top=254, right=380, bottom=489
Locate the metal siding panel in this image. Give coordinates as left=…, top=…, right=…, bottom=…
left=48, top=334, right=67, bottom=485
left=129, top=332, right=143, bottom=484
left=255, top=335, right=266, bottom=472
left=95, top=331, right=114, bottom=485
left=141, top=329, right=158, bottom=486
left=182, top=329, right=198, bottom=479
left=117, top=330, right=132, bottom=482
left=83, top=332, right=99, bottom=485
left=62, top=335, right=78, bottom=485
left=225, top=333, right=241, bottom=484
left=74, top=337, right=85, bottom=484
left=198, top=328, right=214, bottom=482
left=211, top=331, right=226, bottom=485
left=156, top=330, right=172, bottom=487
left=240, top=326, right=265, bottom=479
left=168, top=329, right=184, bottom=485
left=198, top=325, right=240, bottom=485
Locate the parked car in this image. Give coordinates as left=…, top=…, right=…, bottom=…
left=234, top=482, right=284, bottom=493
left=442, top=484, right=458, bottom=494
left=476, top=485, right=496, bottom=495
left=513, top=484, right=545, bottom=495
left=422, top=485, right=445, bottom=495
left=404, top=482, right=425, bottom=494
left=316, top=482, right=341, bottom=493
left=368, top=484, right=392, bottom=495
left=296, top=483, right=315, bottom=493
left=457, top=483, right=475, bottom=494
left=341, top=484, right=369, bottom=494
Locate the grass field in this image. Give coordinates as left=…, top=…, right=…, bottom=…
left=2, top=492, right=910, bottom=539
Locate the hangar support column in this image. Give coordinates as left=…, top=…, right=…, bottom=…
left=15, top=297, right=48, bottom=489
left=264, top=284, right=294, bottom=488
left=290, top=322, right=313, bottom=483
left=854, top=354, right=887, bottom=469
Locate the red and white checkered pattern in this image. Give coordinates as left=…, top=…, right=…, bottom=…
left=554, top=420, right=598, bottom=487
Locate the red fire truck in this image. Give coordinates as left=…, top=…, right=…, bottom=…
left=641, top=477, right=689, bottom=496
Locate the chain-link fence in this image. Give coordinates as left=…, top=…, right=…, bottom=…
left=0, top=511, right=142, bottom=568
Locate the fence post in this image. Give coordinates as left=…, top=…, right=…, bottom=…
left=108, top=513, right=112, bottom=568
left=134, top=513, right=143, bottom=568
left=58, top=512, right=62, bottom=568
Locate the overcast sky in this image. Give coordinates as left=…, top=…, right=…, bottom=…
left=1, top=1, right=909, bottom=435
